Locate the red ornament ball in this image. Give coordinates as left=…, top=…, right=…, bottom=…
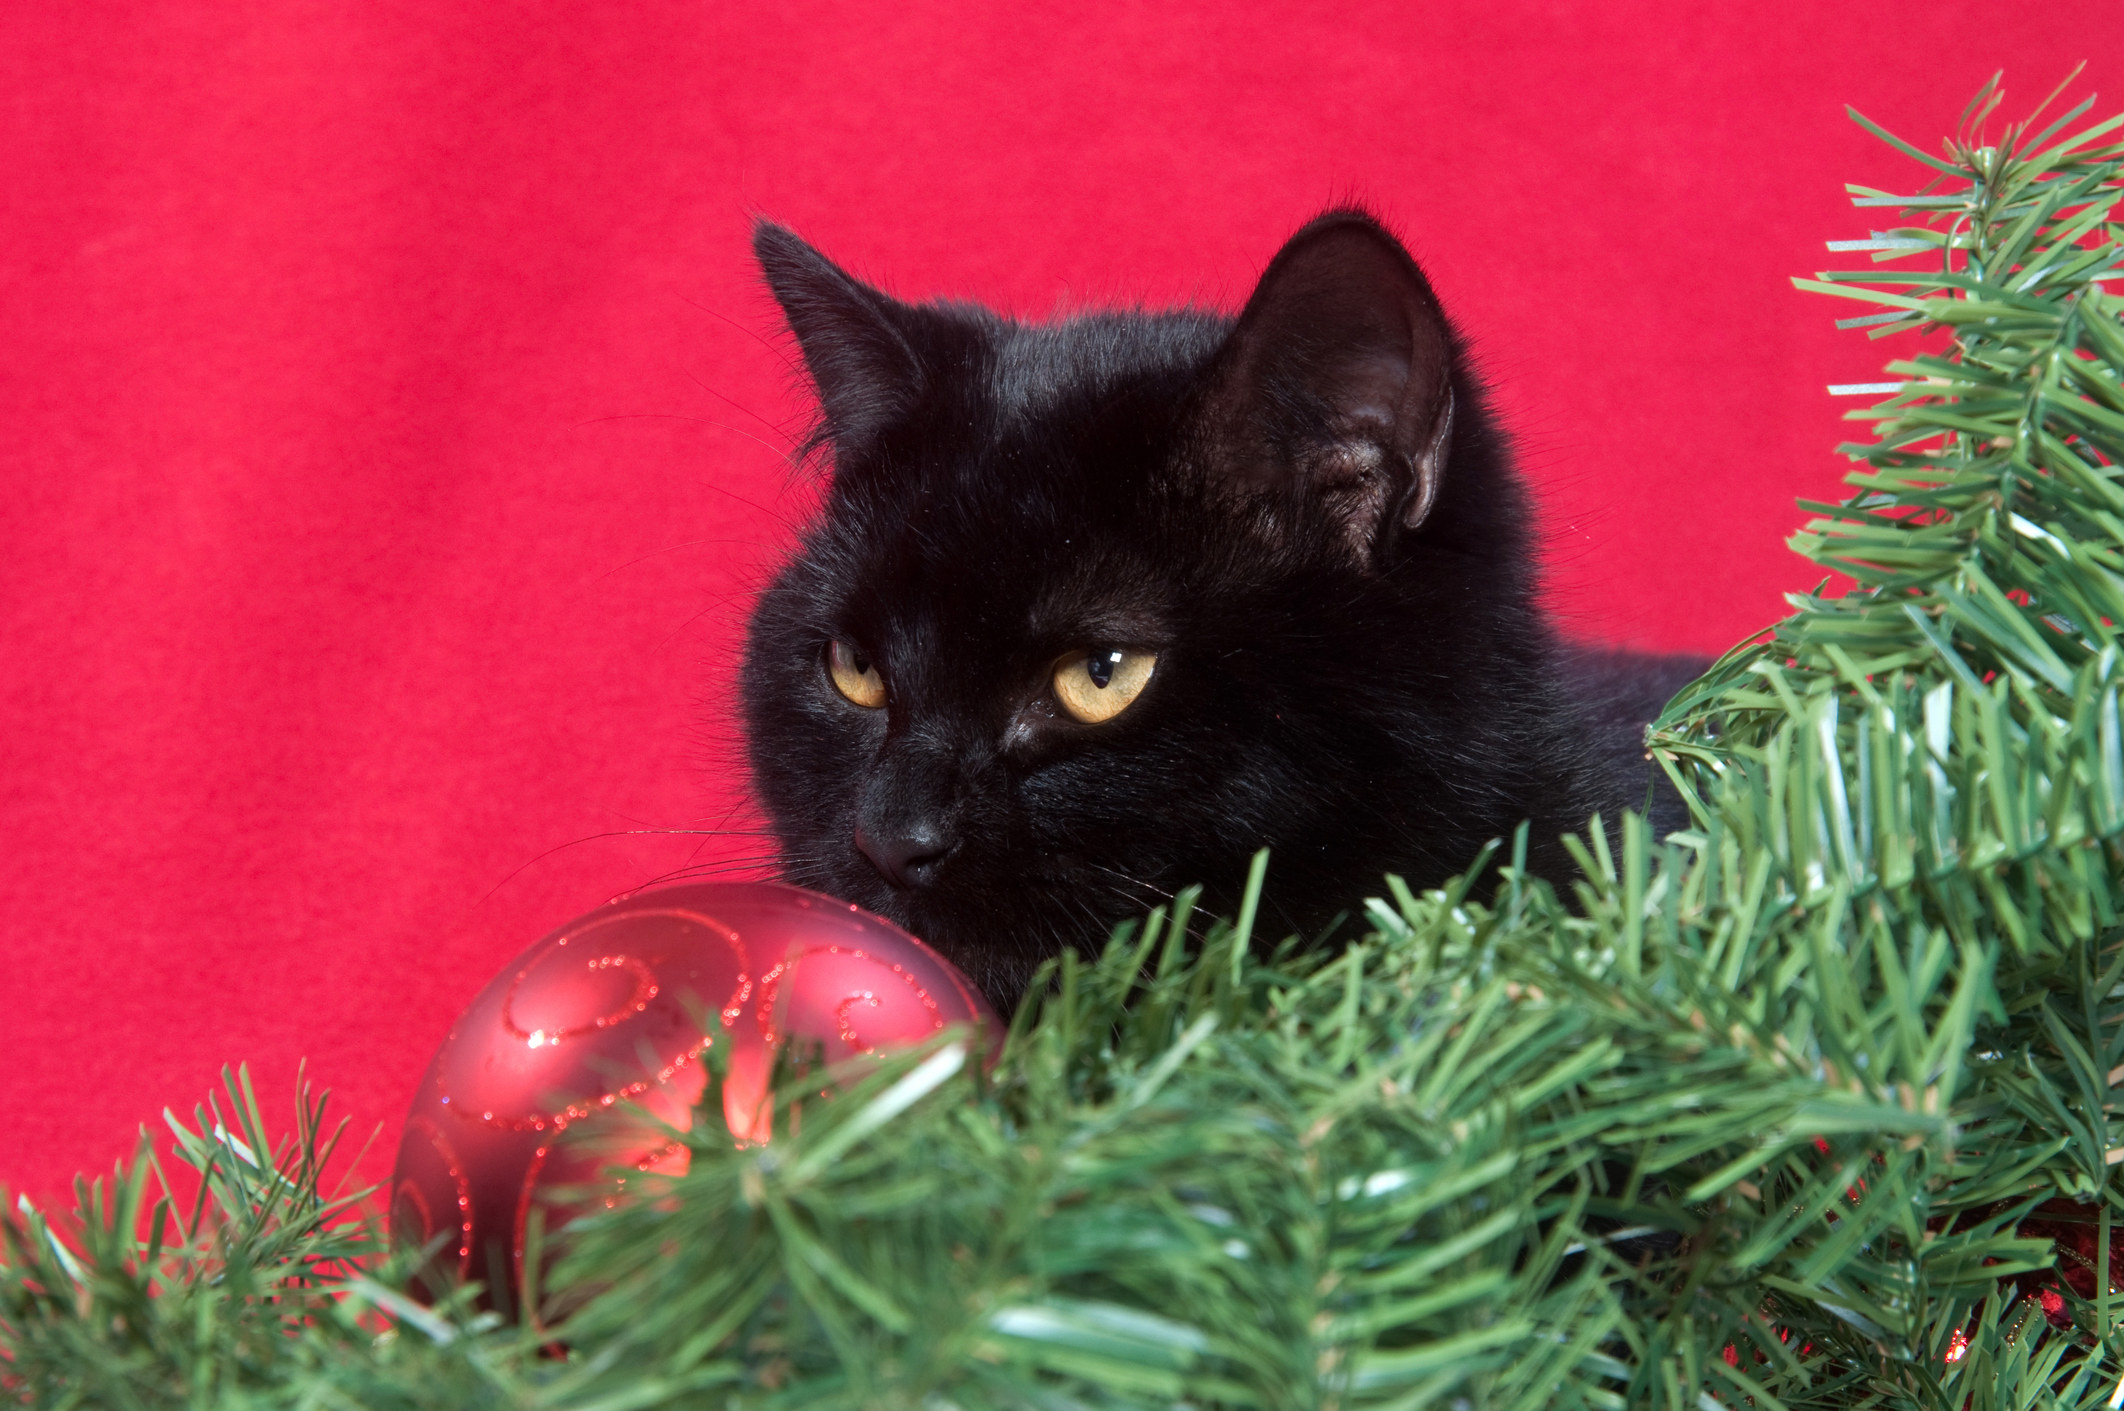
left=389, top=882, right=998, bottom=1304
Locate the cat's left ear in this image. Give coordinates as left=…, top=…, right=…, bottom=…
left=1189, top=210, right=1456, bottom=565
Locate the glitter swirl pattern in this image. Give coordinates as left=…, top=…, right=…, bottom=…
left=389, top=882, right=998, bottom=1314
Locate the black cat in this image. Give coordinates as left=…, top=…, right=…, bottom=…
left=739, top=210, right=1698, bottom=1009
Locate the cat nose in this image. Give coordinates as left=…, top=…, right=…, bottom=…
left=853, top=822, right=954, bottom=889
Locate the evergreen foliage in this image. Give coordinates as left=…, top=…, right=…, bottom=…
left=6, top=77, right=2123, bottom=1408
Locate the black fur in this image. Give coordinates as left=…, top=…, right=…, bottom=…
left=740, top=211, right=1694, bottom=1009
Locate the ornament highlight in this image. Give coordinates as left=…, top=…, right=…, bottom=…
left=388, top=882, right=997, bottom=1307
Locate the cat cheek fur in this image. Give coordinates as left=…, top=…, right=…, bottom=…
left=738, top=210, right=1695, bottom=1012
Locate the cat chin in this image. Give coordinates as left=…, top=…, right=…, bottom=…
left=856, top=891, right=1062, bottom=1012
left=784, top=859, right=1121, bottom=1012
left=917, top=935, right=1056, bottom=1015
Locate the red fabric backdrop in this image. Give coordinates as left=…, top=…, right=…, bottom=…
left=3, top=1, right=2116, bottom=1203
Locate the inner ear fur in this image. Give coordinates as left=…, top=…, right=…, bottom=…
left=1190, top=209, right=1456, bottom=564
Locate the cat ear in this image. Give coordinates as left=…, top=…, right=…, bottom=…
left=1192, top=210, right=1456, bottom=563
left=754, top=222, right=926, bottom=451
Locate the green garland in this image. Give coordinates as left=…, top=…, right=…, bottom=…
left=8, top=76, right=2124, bottom=1410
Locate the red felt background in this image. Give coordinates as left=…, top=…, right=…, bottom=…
left=2, top=1, right=2115, bottom=1203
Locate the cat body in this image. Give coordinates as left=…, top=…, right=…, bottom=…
left=740, top=212, right=1689, bottom=1008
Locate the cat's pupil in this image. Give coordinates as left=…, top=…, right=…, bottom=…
left=850, top=648, right=872, bottom=675
left=1087, top=651, right=1120, bottom=689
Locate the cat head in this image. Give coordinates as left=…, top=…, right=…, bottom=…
left=740, top=211, right=1552, bottom=1007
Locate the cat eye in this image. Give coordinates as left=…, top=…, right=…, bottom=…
left=1052, top=648, right=1156, bottom=724
left=826, top=640, right=886, bottom=708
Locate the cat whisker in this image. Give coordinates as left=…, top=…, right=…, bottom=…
left=681, top=295, right=809, bottom=389
left=476, top=830, right=777, bottom=905
left=643, top=851, right=781, bottom=869
left=1086, top=860, right=1176, bottom=907
left=599, top=826, right=780, bottom=838
left=624, top=858, right=784, bottom=892
left=683, top=405, right=810, bottom=476
left=679, top=366, right=803, bottom=449
left=592, top=537, right=776, bottom=583
left=574, top=410, right=802, bottom=476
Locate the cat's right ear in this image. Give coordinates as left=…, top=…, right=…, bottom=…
left=754, top=222, right=925, bottom=453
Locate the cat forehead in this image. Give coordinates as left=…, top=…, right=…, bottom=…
left=803, top=304, right=1240, bottom=643
left=824, top=306, right=1232, bottom=528
left=827, top=500, right=1166, bottom=603
left=983, top=309, right=1227, bottom=425
left=815, top=481, right=1174, bottom=650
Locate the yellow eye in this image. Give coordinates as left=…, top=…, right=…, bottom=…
left=827, top=640, right=886, bottom=708
left=1053, top=648, right=1156, bottom=724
